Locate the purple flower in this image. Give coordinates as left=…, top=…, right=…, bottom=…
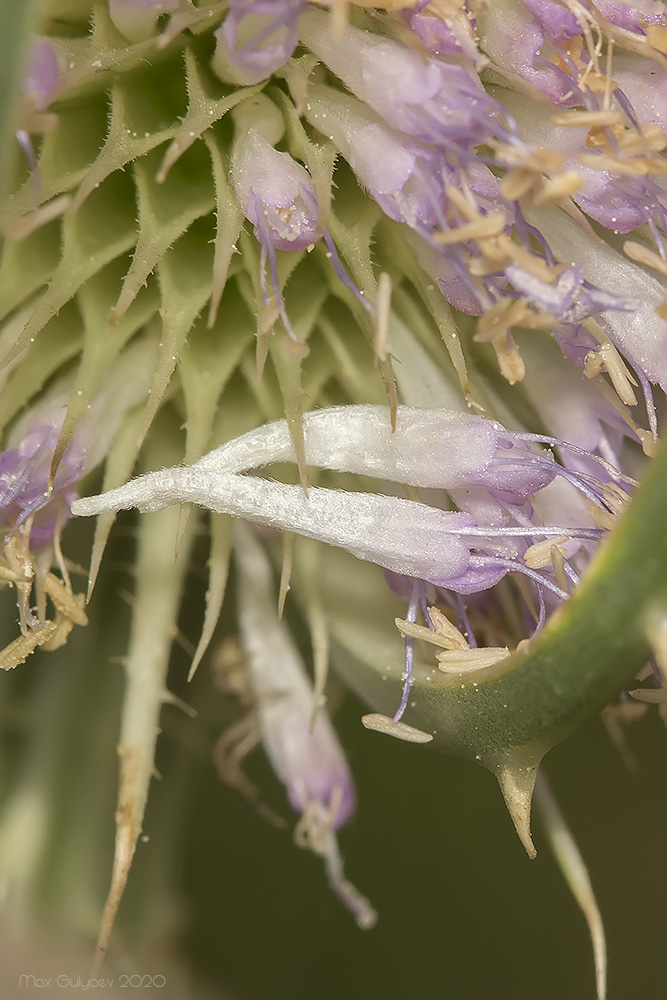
left=72, top=405, right=619, bottom=602
left=231, top=120, right=322, bottom=346
left=233, top=522, right=376, bottom=928
left=299, top=9, right=512, bottom=149
left=592, top=0, right=666, bottom=33
left=213, top=0, right=306, bottom=85
left=230, top=98, right=371, bottom=342
left=305, top=84, right=444, bottom=231
left=402, top=0, right=482, bottom=63
left=477, top=1, right=580, bottom=104
left=74, top=463, right=593, bottom=599
left=232, top=128, right=321, bottom=253
left=194, top=405, right=557, bottom=497
left=521, top=0, right=581, bottom=41
left=1, top=342, right=154, bottom=551
left=22, top=38, right=60, bottom=112
left=505, top=264, right=640, bottom=326
left=0, top=402, right=83, bottom=551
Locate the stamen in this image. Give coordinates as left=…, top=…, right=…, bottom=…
left=254, top=200, right=306, bottom=349
left=294, top=789, right=377, bottom=929
left=393, top=580, right=419, bottom=724
left=361, top=714, right=433, bottom=743
left=524, top=537, right=569, bottom=570
left=532, top=172, right=583, bottom=206
left=452, top=594, right=478, bottom=648
left=623, top=240, right=667, bottom=277
left=395, top=613, right=468, bottom=651
left=436, top=647, right=510, bottom=673
left=469, top=556, right=569, bottom=601
left=433, top=211, right=507, bottom=245
left=508, top=431, right=638, bottom=486
left=322, top=229, right=375, bottom=315
left=551, top=109, right=625, bottom=128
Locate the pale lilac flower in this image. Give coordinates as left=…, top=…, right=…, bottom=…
left=0, top=403, right=83, bottom=552
left=233, top=522, right=376, bottom=928
left=299, top=9, right=651, bottom=382
left=75, top=462, right=575, bottom=601
left=299, top=8, right=513, bottom=150
left=22, top=38, right=60, bottom=112
left=16, top=38, right=61, bottom=184
left=408, top=231, right=486, bottom=316
left=213, top=0, right=306, bottom=85
left=402, top=0, right=482, bottom=64
left=469, top=1, right=667, bottom=415
left=402, top=6, right=463, bottom=56
left=500, top=84, right=667, bottom=241
left=108, top=0, right=179, bottom=43
left=517, top=335, right=630, bottom=474
left=231, top=99, right=370, bottom=341
left=1, top=343, right=152, bottom=551
left=479, top=0, right=579, bottom=105
left=194, top=405, right=560, bottom=497
left=521, top=0, right=581, bottom=41
left=234, top=523, right=355, bottom=825
left=478, top=1, right=664, bottom=107
left=505, top=264, right=639, bottom=327
left=532, top=206, right=667, bottom=395
left=72, top=405, right=620, bottom=602
left=592, top=0, right=666, bottom=32
left=232, top=128, right=321, bottom=254
left=304, top=85, right=444, bottom=231
left=232, top=124, right=321, bottom=344
left=303, top=84, right=509, bottom=314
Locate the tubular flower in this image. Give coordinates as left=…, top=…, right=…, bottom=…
left=230, top=521, right=376, bottom=928
left=1, top=1, right=667, bottom=997
left=0, top=342, right=152, bottom=664
left=213, top=0, right=307, bottom=85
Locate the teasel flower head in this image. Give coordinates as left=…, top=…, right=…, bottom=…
left=2, top=0, right=667, bottom=995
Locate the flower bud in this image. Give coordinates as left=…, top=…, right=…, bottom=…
left=22, top=38, right=60, bottom=112
left=213, top=0, right=306, bottom=86
left=232, top=128, right=320, bottom=253
left=108, top=0, right=178, bottom=42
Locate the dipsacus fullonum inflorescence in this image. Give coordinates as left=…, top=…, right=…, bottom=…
left=1, top=1, right=667, bottom=996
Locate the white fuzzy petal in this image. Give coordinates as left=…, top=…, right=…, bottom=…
left=72, top=467, right=473, bottom=584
